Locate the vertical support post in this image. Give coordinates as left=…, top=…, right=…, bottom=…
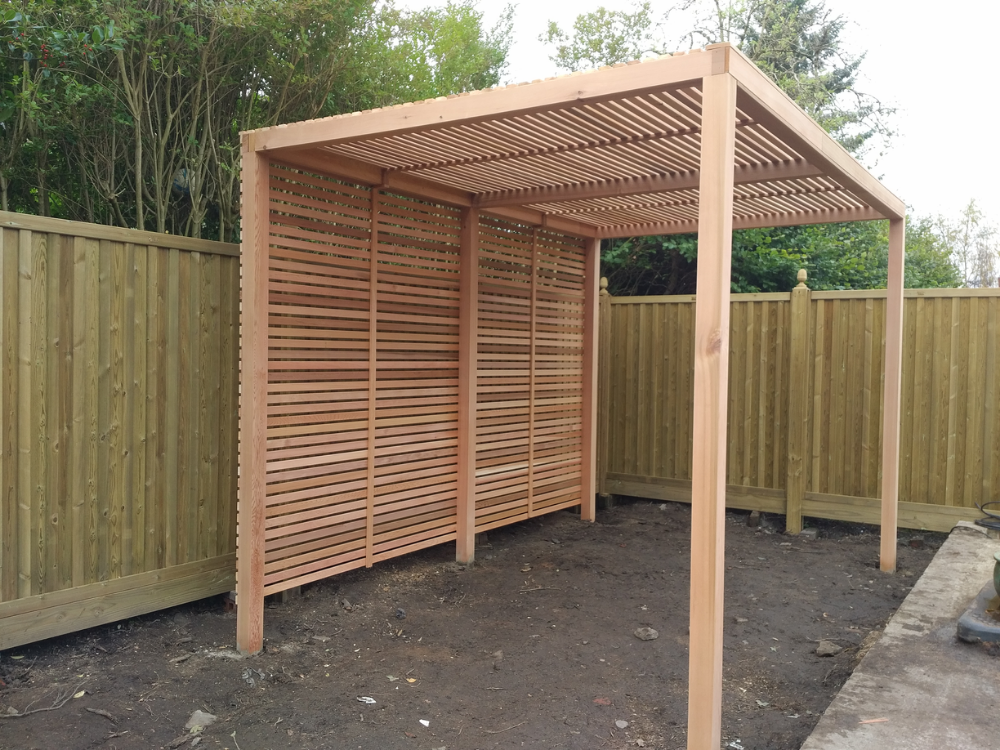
left=236, top=142, right=268, bottom=654
left=580, top=237, right=600, bottom=522
left=365, top=189, right=380, bottom=568
left=687, top=72, right=736, bottom=750
left=456, top=208, right=479, bottom=564
left=527, top=229, right=538, bottom=517
left=597, top=278, right=611, bottom=496
left=785, top=269, right=810, bottom=534
left=880, top=217, right=906, bottom=573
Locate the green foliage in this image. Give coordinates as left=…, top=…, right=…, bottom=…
left=542, top=3, right=660, bottom=71
left=0, top=0, right=513, bottom=239
left=333, top=1, right=512, bottom=112
left=602, top=219, right=965, bottom=295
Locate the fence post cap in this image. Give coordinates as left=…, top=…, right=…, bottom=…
left=796, top=269, right=808, bottom=289
left=600, top=277, right=610, bottom=296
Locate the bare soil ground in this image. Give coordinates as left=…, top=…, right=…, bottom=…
left=0, top=499, right=940, bottom=750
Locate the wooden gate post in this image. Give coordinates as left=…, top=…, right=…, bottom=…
left=597, top=277, right=611, bottom=496
left=785, top=269, right=810, bottom=533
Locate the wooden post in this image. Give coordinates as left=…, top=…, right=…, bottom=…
left=687, top=72, right=736, bottom=750
left=365, top=189, right=380, bottom=567
left=597, top=277, right=611, bottom=496
left=785, top=269, right=810, bottom=533
left=880, top=217, right=905, bottom=572
left=580, top=238, right=600, bottom=522
left=456, top=208, right=479, bottom=564
left=236, top=143, right=268, bottom=655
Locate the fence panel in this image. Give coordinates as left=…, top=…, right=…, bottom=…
left=602, top=285, right=1000, bottom=532
left=0, top=212, right=239, bottom=651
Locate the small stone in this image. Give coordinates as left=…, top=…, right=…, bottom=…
left=815, top=640, right=842, bottom=657
left=184, top=710, right=217, bottom=731
left=342, top=599, right=352, bottom=611
left=396, top=608, right=406, bottom=620
left=734, top=616, right=749, bottom=624
left=800, top=528, right=818, bottom=540
left=634, top=627, right=659, bottom=641
left=636, top=740, right=646, bottom=747
left=909, top=536, right=925, bottom=549
left=615, top=719, right=629, bottom=729
left=747, top=511, right=760, bottom=528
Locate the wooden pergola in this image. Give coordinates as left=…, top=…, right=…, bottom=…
left=237, top=42, right=905, bottom=749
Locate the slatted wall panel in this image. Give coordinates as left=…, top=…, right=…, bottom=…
left=475, top=219, right=534, bottom=530
left=475, top=221, right=587, bottom=531
left=264, top=165, right=373, bottom=593
left=371, top=194, right=460, bottom=562
left=531, top=231, right=586, bottom=513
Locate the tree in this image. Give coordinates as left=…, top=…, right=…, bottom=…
left=541, top=3, right=661, bottom=71
left=0, top=0, right=514, bottom=240
left=935, top=200, right=999, bottom=288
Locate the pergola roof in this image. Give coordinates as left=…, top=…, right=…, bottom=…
left=244, top=43, right=904, bottom=239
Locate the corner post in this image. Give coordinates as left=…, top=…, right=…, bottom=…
left=687, top=72, right=737, bottom=750
left=236, top=143, right=268, bottom=654
left=597, top=277, right=612, bottom=496
left=880, top=217, right=906, bottom=572
left=580, top=238, right=601, bottom=521
left=456, top=208, right=479, bottom=564
left=785, top=269, right=810, bottom=533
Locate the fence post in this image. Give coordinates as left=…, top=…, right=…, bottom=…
left=785, top=269, right=811, bottom=533
left=597, top=278, right=611, bottom=496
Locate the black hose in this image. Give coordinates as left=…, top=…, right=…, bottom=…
left=975, top=501, right=1000, bottom=531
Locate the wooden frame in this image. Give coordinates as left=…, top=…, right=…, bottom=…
left=238, top=42, right=905, bottom=750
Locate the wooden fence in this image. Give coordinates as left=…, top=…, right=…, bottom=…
left=0, top=212, right=239, bottom=651
left=599, top=282, right=1000, bottom=532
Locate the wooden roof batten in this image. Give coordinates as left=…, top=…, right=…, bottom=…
left=244, top=43, right=904, bottom=238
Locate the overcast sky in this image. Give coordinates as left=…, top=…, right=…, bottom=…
left=396, top=0, right=999, bottom=224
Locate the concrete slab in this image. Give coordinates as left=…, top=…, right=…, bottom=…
left=800, top=523, right=1000, bottom=750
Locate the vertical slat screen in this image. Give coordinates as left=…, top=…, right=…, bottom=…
left=264, top=166, right=373, bottom=592
left=531, top=230, right=586, bottom=514
left=474, top=220, right=587, bottom=532
left=261, top=171, right=589, bottom=593
left=475, top=219, right=534, bottom=530
left=371, top=194, right=461, bottom=563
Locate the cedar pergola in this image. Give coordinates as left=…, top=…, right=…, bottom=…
left=237, top=42, right=905, bottom=749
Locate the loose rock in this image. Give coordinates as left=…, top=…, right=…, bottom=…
left=184, top=710, right=217, bottom=731
left=396, top=608, right=406, bottom=620
left=815, top=640, right=842, bottom=657
left=747, top=511, right=760, bottom=528
left=634, top=627, right=659, bottom=641
left=615, top=719, right=629, bottom=729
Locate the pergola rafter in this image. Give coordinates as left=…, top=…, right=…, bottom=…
left=238, top=42, right=906, bottom=750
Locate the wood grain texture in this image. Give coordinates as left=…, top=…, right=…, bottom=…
left=0, top=216, right=238, bottom=648
left=880, top=219, right=905, bottom=572
left=687, top=71, right=736, bottom=750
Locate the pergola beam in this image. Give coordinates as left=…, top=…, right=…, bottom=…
left=728, top=48, right=905, bottom=221
left=595, top=206, right=885, bottom=238
left=475, top=161, right=824, bottom=209
left=253, top=49, right=727, bottom=152
left=268, top=148, right=600, bottom=239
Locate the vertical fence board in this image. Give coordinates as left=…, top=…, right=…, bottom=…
left=0, top=212, right=237, bottom=652
left=603, top=287, right=1000, bottom=533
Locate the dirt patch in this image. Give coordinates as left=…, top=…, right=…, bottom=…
left=0, top=500, right=940, bottom=750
